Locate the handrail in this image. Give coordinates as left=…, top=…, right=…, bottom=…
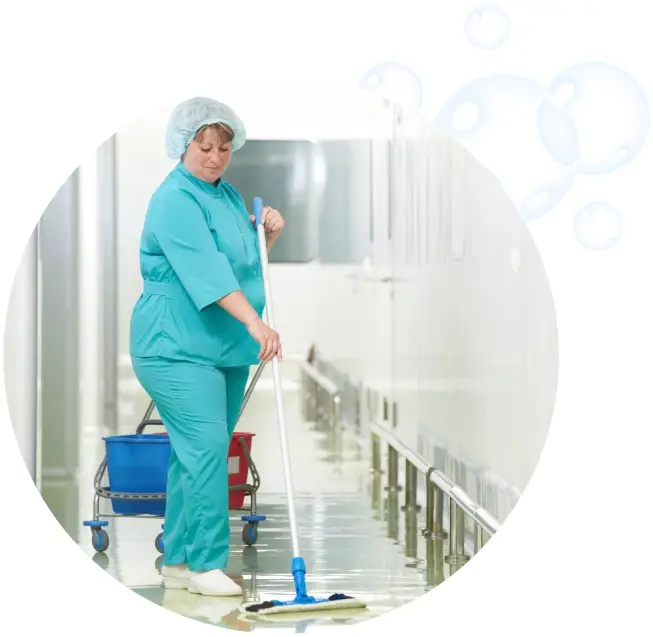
left=299, top=348, right=500, bottom=566
left=371, top=420, right=500, bottom=536
left=300, top=347, right=499, bottom=567
left=300, top=361, right=340, bottom=397
left=299, top=360, right=342, bottom=428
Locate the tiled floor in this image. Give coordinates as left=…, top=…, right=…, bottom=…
left=46, top=366, right=465, bottom=633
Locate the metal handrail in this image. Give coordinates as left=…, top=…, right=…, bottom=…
left=299, top=345, right=500, bottom=568
left=371, top=420, right=500, bottom=536
left=300, top=360, right=342, bottom=428
left=300, top=361, right=340, bottom=396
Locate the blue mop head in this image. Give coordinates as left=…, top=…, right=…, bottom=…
left=240, top=557, right=367, bottom=616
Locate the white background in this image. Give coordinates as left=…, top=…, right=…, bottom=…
left=0, top=0, right=651, bottom=635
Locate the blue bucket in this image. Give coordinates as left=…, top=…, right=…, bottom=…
left=103, top=433, right=170, bottom=515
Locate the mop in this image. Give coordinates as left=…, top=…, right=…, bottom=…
left=240, top=198, right=367, bottom=617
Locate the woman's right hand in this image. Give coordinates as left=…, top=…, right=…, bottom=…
left=247, top=319, right=282, bottom=362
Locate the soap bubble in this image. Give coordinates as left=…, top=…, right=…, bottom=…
left=537, top=94, right=581, bottom=167
left=359, top=62, right=423, bottom=115
left=464, top=4, right=511, bottom=50
left=547, top=62, right=650, bottom=174
left=574, top=202, right=623, bottom=250
left=434, top=75, right=579, bottom=221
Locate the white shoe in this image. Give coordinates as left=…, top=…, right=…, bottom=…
left=161, top=564, right=190, bottom=589
left=187, top=569, right=243, bottom=597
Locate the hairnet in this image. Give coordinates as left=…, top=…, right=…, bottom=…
left=165, top=96, right=246, bottom=159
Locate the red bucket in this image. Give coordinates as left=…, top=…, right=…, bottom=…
left=151, top=430, right=255, bottom=510
left=228, top=432, right=255, bottom=510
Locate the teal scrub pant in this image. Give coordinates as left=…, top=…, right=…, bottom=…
left=131, top=356, right=250, bottom=572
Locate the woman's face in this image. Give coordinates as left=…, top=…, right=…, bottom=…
left=183, top=125, right=233, bottom=183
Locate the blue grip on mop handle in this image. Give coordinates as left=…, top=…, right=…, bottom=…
left=254, top=197, right=263, bottom=226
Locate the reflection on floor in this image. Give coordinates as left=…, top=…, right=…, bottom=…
left=46, top=367, right=465, bottom=632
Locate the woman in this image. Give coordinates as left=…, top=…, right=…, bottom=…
left=129, top=96, right=284, bottom=597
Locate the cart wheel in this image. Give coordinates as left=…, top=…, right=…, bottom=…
left=155, top=532, right=164, bottom=554
left=242, top=523, right=258, bottom=546
left=92, top=528, right=110, bottom=553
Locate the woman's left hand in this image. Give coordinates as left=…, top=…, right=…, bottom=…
left=250, top=206, right=285, bottom=239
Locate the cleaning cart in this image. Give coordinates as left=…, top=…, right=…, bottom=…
left=82, top=363, right=267, bottom=554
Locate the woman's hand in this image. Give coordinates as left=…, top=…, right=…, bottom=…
left=246, top=318, right=282, bottom=362
left=250, top=206, right=285, bottom=249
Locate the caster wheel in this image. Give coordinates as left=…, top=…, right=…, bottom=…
left=92, top=528, right=110, bottom=553
left=242, top=523, right=258, bottom=546
left=155, top=532, right=164, bottom=554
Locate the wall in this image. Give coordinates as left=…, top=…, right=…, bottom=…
left=3, top=173, right=83, bottom=531
left=312, top=110, right=558, bottom=521
left=3, top=229, right=39, bottom=482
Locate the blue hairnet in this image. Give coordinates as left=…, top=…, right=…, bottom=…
left=165, top=96, right=246, bottom=159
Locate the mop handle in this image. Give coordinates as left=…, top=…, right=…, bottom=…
left=253, top=197, right=301, bottom=560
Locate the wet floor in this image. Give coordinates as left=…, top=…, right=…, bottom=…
left=45, top=366, right=467, bottom=633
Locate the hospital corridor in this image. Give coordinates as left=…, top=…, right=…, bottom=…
left=3, top=94, right=558, bottom=632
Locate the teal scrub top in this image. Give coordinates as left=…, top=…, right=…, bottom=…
left=129, top=162, right=265, bottom=368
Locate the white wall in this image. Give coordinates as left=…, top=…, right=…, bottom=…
left=312, top=111, right=558, bottom=520
left=3, top=230, right=39, bottom=483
